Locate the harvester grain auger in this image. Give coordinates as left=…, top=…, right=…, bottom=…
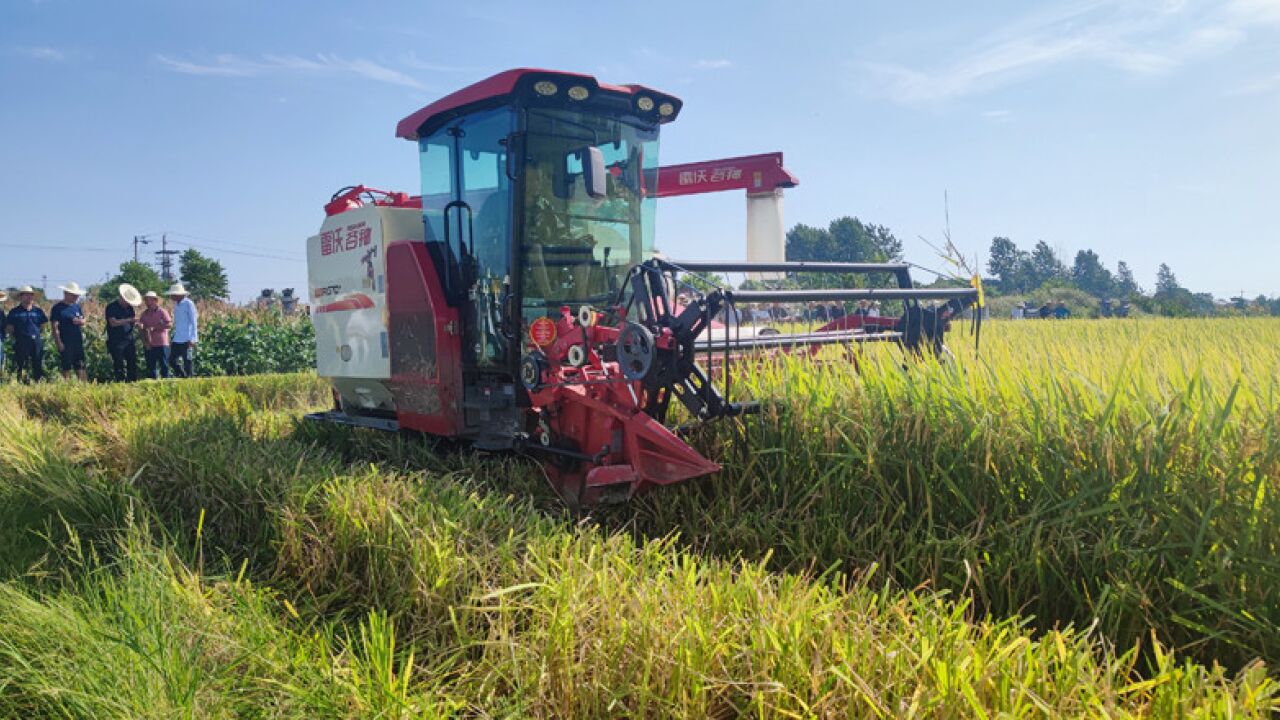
left=304, top=68, right=981, bottom=506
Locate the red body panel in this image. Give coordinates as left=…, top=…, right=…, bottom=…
left=816, top=314, right=900, bottom=334
left=395, top=68, right=682, bottom=141
left=655, top=152, right=798, bottom=198
left=324, top=185, right=422, bottom=217
left=314, top=293, right=375, bottom=314
left=385, top=239, right=464, bottom=436
left=525, top=308, right=719, bottom=503
left=397, top=68, right=531, bottom=140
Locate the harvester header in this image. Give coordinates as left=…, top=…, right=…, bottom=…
left=306, top=67, right=979, bottom=506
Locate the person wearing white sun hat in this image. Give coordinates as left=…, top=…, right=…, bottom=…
left=106, top=284, right=142, bottom=381
left=138, top=291, right=173, bottom=380
left=167, top=282, right=198, bottom=378
left=4, top=286, right=48, bottom=383
left=51, top=281, right=88, bottom=381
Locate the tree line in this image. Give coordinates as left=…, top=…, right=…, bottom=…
left=778, top=217, right=1279, bottom=318
left=985, top=236, right=1278, bottom=317
left=97, top=248, right=230, bottom=302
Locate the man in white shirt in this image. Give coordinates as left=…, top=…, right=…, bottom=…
left=167, top=283, right=199, bottom=378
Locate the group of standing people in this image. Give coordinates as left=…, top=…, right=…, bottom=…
left=1, top=282, right=198, bottom=383
left=1011, top=301, right=1071, bottom=320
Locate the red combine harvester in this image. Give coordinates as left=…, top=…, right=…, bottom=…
left=306, top=68, right=980, bottom=506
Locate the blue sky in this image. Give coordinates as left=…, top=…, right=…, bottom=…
left=3, top=0, right=1278, bottom=301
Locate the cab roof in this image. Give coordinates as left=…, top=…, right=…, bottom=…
left=395, top=68, right=681, bottom=141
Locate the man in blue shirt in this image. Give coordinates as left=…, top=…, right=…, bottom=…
left=167, top=283, right=198, bottom=378
left=50, top=281, right=88, bottom=381
left=5, top=286, right=48, bottom=383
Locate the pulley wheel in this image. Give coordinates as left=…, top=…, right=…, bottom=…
left=577, top=305, right=597, bottom=327
left=520, top=352, right=547, bottom=391
left=616, top=322, right=656, bottom=381
left=566, top=344, right=588, bottom=367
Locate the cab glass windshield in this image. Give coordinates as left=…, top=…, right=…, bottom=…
left=521, top=108, right=659, bottom=319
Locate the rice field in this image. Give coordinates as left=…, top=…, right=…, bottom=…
left=0, top=318, right=1277, bottom=717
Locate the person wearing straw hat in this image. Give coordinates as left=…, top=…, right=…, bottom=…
left=4, top=286, right=49, bottom=383
left=50, top=281, right=89, bottom=381
left=105, top=284, right=142, bottom=382
left=137, top=291, right=173, bottom=380
left=167, top=282, right=198, bottom=378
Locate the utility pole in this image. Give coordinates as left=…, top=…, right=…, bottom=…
left=133, top=235, right=151, bottom=262
left=155, top=233, right=179, bottom=283
left=41, top=275, right=47, bottom=295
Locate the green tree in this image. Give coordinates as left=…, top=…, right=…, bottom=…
left=785, top=217, right=903, bottom=290
left=785, top=223, right=837, bottom=263
left=1147, top=263, right=1213, bottom=317
left=986, top=237, right=1027, bottom=290
left=1070, top=249, right=1114, bottom=297
left=864, top=222, right=904, bottom=261
left=98, top=260, right=164, bottom=302
left=1028, top=241, right=1067, bottom=287
left=786, top=217, right=903, bottom=264
left=1114, top=261, right=1139, bottom=297
left=1155, top=263, right=1180, bottom=297
left=179, top=247, right=230, bottom=300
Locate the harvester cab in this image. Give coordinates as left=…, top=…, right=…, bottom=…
left=306, top=68, right=981, bottom=506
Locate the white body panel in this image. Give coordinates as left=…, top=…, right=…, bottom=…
left=307, top=206, right=396, bottom=379
left=745, top=190, right=785, bottom=280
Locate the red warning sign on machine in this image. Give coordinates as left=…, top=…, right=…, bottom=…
left=529, top=317, right=557, bottom=347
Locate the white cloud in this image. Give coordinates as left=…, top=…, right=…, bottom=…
left=398, top=53, right=473, bottom=73
left=858, top=0, right=1277, bottom=104
left=1099, top=48, right=1179, bottom=74
left=155, top=53, right=426, bottom=90
left=693, top=58, right=733, bottom=70
left=1226, top=0, right=1280, bottom=26
left=1182, top=25, right=1246, bottom=52
left=10, top=46, right=67, bottom=62
left=155, top=53, right=257, bottom=76
left=862, top=33, right=1120, bottom=104
left=1227, top=69, right=1280, bottom=95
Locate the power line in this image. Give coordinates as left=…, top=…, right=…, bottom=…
left=165, top=230, right=289, bottom=253
left=166, top=239, right=302, bottom=263
left=139, top=229, right=304, bottom=262
left=0, top=243, right=121, bottom=253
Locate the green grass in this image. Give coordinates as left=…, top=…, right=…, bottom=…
left=0, top=318, right=1277, bottom=717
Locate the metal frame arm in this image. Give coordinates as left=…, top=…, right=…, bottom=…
left=729, top=287, right=979, bottom=304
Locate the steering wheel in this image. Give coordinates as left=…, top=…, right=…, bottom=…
left=616, top=322, right=656, bottom=381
